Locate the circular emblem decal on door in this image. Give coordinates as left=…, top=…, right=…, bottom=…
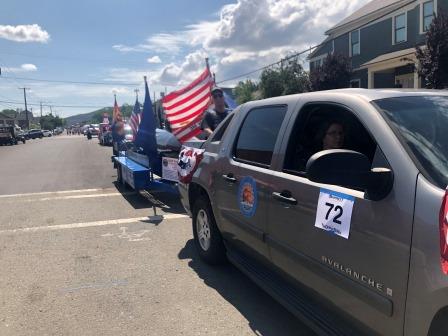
left=238, top=176, right=258, bottom=217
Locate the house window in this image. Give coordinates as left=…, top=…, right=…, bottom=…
left=423, top=1, right=434, bottom=31
left=350, top=30, right=360, bottom=56
left=394, top=13, right=407, bottom=43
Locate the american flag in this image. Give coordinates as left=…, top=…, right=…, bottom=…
left=162, top=68, right=213, bottom=143
left=129, top=98, right=141, bottom=138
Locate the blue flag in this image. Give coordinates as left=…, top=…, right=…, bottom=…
left=223, top=91, right=238, bottom=110
left=135, top=77, right=158, bottom=170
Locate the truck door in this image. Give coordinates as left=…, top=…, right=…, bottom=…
left=266, top=101, right=416, bottom=335
left=213, top=104, right=289, bottom=262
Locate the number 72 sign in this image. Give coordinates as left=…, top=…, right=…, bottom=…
left=314, top=189, right=355, bottom=239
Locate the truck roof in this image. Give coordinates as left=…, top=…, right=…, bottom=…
left=248, top=89, right=448, bottom=106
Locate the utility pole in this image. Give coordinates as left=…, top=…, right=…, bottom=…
left=19, top=87, right=30, bottom=129
left=134, top=88, right=139, bottom=101
left=40, top=102, right=43, bottom=118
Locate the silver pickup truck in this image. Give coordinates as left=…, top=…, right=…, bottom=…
left=178, top=89, right=448, bottom=335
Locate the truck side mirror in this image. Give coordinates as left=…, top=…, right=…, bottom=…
left=306, top=149, right=393, bottom=201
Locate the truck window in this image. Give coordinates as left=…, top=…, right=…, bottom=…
left=234, top=105, right=287, bottom=167
left=283, top=103, right=377, bottom=176
left=374, top=95, right=448, bottom=189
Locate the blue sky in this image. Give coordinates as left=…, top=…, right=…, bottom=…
left=0, top=0, right=368, bottom=117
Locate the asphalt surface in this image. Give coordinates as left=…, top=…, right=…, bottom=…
left=0, top=135, right=315, bottom=336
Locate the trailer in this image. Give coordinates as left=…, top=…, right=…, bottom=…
left=112, top=129, right=182, bottom=194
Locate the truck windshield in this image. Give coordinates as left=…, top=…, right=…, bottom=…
left=373, top=95, right=448, bottom=189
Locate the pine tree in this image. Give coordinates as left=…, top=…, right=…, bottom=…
left=416, top=10, right=448, bottom=89
left=310, top=53, right=352, bottom=91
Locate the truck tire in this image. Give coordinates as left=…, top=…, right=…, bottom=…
left=192, top=196, right=226, bottom=264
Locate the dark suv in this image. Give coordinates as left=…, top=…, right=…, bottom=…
left=27, top=129, right=44, bottom=139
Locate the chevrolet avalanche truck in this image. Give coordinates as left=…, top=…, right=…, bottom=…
left=179, top=89, right=448, bottom=335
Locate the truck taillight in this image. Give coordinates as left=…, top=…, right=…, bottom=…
left=439, top=188, right=448, bottom=274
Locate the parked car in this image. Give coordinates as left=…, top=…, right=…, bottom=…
left=81, top=125, right=90, bottom=135
left=88, top=124, right=100, bottom=136
left=27, top=129, right=44, bottom=139
left=0, top=126, right=18, bottom=145
left=15, top=131, right=26, bottom=144
left=42, top=130, right=52, bottom=137
left=179, top=89, right=448, bottom=336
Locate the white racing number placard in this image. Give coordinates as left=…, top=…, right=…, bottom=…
left=314, top=188, right=354, bottom=239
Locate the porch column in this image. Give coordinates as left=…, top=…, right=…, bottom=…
left=368, top=69, right=374, bottom=89
left=414, top=71, right=420, bottom=89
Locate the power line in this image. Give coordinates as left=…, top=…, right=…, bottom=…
left=0, top=100, right=111, bottom=109
left=216, top=44, right=319, bottom=84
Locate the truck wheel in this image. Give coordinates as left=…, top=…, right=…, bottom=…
left=192, top=196, right=226, bottom=264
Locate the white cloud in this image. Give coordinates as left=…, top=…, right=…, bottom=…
left=147, top=56, right=162, bottom=64
left=0, top=24, right=50, bottom=43
left=109, top=0, right=370, bottom=89
left=113, top=33, right=186, bottom=54
left=151, top=50, right=209, bottom=87
left=139, top=0, right=370, bottom=87
left=20, top=63, right=37, bottom=71
left=188, top=0, right=369, bottom=54
left=3, top=63, right=38, bottom=73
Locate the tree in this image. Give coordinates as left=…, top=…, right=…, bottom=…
left=234, top=79, right=258, bottom=104
left=310, top=53, right=352, bottom=91
left=416, top=10, right=448, bottom=89
left=259, top=57, right=310, bottom=98
left=39, top=114, right=64, bottom=130
left=1, top=109, right=16, bottom=117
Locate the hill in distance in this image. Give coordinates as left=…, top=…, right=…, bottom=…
left=64, top=104, right=135, bottom=126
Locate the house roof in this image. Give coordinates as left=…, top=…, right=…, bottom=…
left=0, top=112, right=14, bottom=120
left=326, top=0, right=409, bottom=34
left=359, top=47, right=416, bottom=68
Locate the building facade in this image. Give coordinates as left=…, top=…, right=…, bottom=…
left=0, top=112, right=15, bottom=126
left=310, top=0, right=448, bottom=89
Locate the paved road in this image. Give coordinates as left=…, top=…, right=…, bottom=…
left=0, top=135, right=116, bottom=195
left=0, top=136, right=315, bottom=335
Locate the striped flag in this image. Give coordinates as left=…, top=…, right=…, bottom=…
left=112, top=95, right=122, bottom=123
left=162, top=68, right=213, bottom=143
left=112, top=95, right=125, bottom=142
left=129, top=98, right=141, bottom=138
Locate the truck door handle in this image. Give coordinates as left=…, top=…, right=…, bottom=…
left=222, top=173, right=237, bottom=183
left=272, top=191, right=297, bottom=205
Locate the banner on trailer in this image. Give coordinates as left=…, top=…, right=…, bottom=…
left=162, top=157, right=179, bottom=182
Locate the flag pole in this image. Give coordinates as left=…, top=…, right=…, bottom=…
left=205, top=58, right=215, bottom=85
